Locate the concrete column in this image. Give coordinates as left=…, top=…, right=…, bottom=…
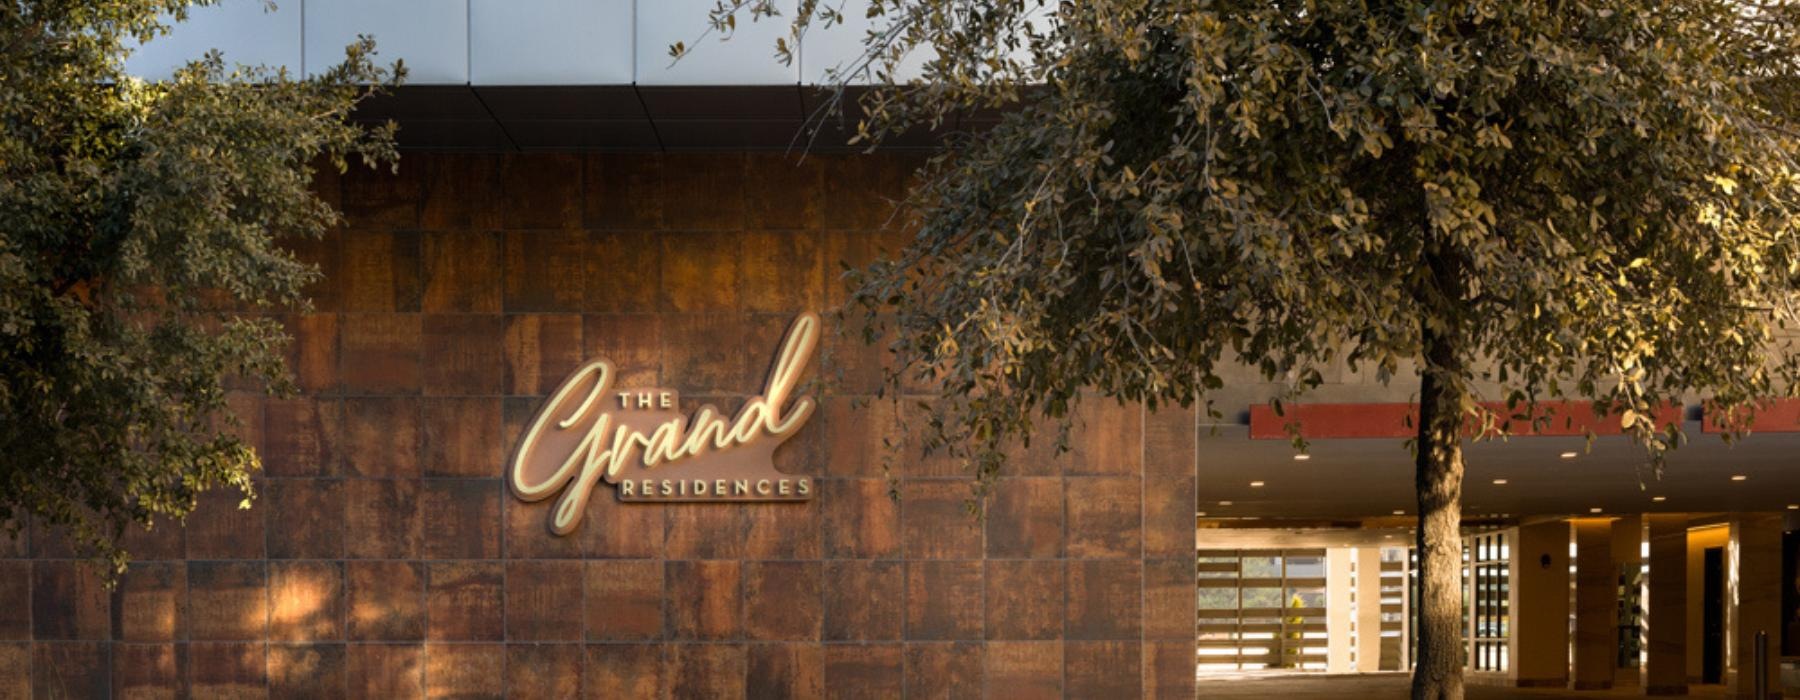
left=1326, top=548, right=1355, bottom=673
left=1611, top=514, right=1643, bottom=689
left=1645, top=514, right=1688, bottom=695
left=1354, top=547, right=1383, bottom=673
left=1728, top=513, right=1783, bottom=699
left=1510, top=519, right=1571, bottom=687
left=1573, top=518, right=1617, bottom=690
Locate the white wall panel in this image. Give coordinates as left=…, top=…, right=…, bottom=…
left=305, top=0, right=469, bottom=84
left=470, top=0, right=633, bottom=85
left=635, top=0, right=797, bottom=85
left=125, top=0, right=302, bottom=81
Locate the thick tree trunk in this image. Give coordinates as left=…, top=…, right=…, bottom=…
left=1410, top=323, right=1466, bottom=700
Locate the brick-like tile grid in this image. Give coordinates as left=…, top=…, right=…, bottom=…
left=0, top=153, right=1200, bottom=699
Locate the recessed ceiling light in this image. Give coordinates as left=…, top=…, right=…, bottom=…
left=1731, top=474, right=1748, bottom=481
left=1559, top=451, right=1578, bottom=459
left=1651, top=496, right=1667, bottom=502
left=1392, top=509, right=1405, bottom=515
left=1590, top=507, right=1603, bottom=513
left=1492, top=478, right=1508, bottom=485
left=1249, top=481, right=1265, bottom=488
left=1218, top=500, right=1233, bottom=506
left=1197, top=511, right=1208, bottom=517
left=1787, top=504, right=1797, bottom=511
left=1293, top=454, right=1311, bottom=461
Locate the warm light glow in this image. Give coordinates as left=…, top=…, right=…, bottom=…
left=1218, top=500, right=1233, bottom=506
left=1559, top=451, right=1578, bottom=459
left=1249, top=481, right=1265, bottom=488
left=1292, top=454, right=1311, bottom=461
left=1589, top=507, right=1603, bottom=513
left=1651, top=496, right=1667, bottom=502
left=1730, top=474, right=1748, bottom=481
left=1197, top=511, right=1208, bottom=517
left=1392, top=509, right=1405, bottom=515
left=1787, top=504, right=1797, bottom=510
left=1491, top=478, right=1507, bottom=485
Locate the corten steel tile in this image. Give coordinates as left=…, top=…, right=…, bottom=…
left=0, top=562, right=27, bottom=639
left=27, top=521, right=76, bottom=559
left=983, top=560, right=1065, bottom=641
left=423, top=397, right=503, bottom=478
left=585, top=644, right=667, bottom=699
left=820, top=479, right=899, bottom=560
left=900, top=481, right=982, bottom=560
left=0, top=523, right=24, bottom=558
left=344, top=478, right=421, bottom=560
left=984, top=478, right=1064, bottom=560
left=340, top=162, right=422, bottom=229
left=664, top=560, right=742, bottom=641
left=669, top=643, right=747, bottom=700
left=113, top=562, right=186, bottom=642
left=503, top=230, right=586, bottom=312
left=579, top=493, right=664, bottom=560
left=506, top=643, right=583, bottom=699
left=819, top=231, right=898, bottom=311
left=658, top=231, right=743, bottom=312
left=419, top=154, right=503, bottom=230
left=815, top=396, right=894, bottom=478
left=747, top=642, right=824, bottom=699
left=1143, top=404, right=1196, bottom=476
left=741, top=502, right=823, bottom=560
left=1144, top=640, right=1199, bottom=700
left=347, top=643, right=423, bottom=697
left=503, top=314, right=584, bottom=396
left=425, top=643, right=504, bottom=699
left=499, top=153, right=583, bottom=230
left=115, top=517, right=182, bottom=563
left=818, top=156, right=909, bottom=231
left=822, top=560, right=903, bottom=642
left=264, top=397, right=340, bottom=477
left=0, top=643, right=23, bottom=697
left=282, top=234, right=343, bottom=311
left=894, top=404, right=964, bottom=478
left=188, top=562, right=268, bottom=641
left=420, top=480, right=501, bottom=560
left=345, top=561, right=424, bottom=641
left=184, top=488, right=267, bottom=560
left=745, top=154, right=825, bottom=231
left=32, top=641, right=109, bottom=698
left=423, top=314, right=506, bottom=396
left=659, top=315, right=752, bottom=395
left=583, top=153, right=664, bottom=231
left=31, top=560, right=110, bottom=640
left=1143, top=472, right=1197, bottom=559
left=905, top=642, right=983, bottom=700
left=982, top=641, right=1062, bottom=700
left=664, top=505, right=747, bottom=561
left=905, top=561, right=984, bottom=641
left=1063, top=402, right=1145, bottom=476
left=1065, top=559, right=1142, bottom=641
left=505, top=494, right=584, bottom=560
left=822, top=643, right=903, bottom=699
left=268, top=561, right=344, bottom=642
left=741, top=231, right=825, bottom=313
left=583, top=560, right=663, bottom=641
left=265, top=479, right=346, bottom=559
left=190, top=641, right=268, bottom=696
left=339, top=313, right=423, bottom=394
left=505, top=560, right=585, bottom=641
left=659, top=154, right=747, bottom=232
left=309, top=159, right=342, bottom=212
left=582, top=314, right=663, bottom=388
left=340, top=230, right=423, bottom=312
left=744, top=562, right=823, bottom=641
left=268, top=643, right=346, bottom=698
left=425, top=562, right=503, bottom=642
left=1142, top=559, right=1197, bottom=641
left=421, top=230, right=504, bottom=313
left=112, top=642, right=183, bottom=697
left=1065, top=640, right=1142, bottom=698
left=280, top=313, right=341, bottom=394
left=339, top=396, right=421, bottom=478
left=1064, top=476, right=1143, bottom=559
left=584, top=231, right=662, bottom=313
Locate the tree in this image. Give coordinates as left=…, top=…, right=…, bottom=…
left=0, top=0, right=399, bottom=575
left=702, top=1, right=1800, bottom=696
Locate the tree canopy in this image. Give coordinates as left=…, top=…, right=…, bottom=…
left=0, top=0, right=398, bottom=573
left=705, top=0, right=1800, bottom=695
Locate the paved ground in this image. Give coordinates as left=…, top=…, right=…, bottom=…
left=1195, top=672, right=1732, bottom=699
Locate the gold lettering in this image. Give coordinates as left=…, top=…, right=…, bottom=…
left=756, top=479, right=772, bottom=495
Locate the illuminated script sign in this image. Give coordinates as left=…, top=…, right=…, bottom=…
left=510, top=313, right=819, bottom=535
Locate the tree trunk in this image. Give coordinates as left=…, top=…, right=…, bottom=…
left=1410, top=322, right=1466, bottom=700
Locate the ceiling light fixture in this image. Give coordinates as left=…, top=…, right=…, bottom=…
left=1589, top=507, right=1603, bottom=513
left=1559, top=451, right=1578, bottom=459
left=1491, top=478, right=1508, bottom=485
left=1788, top=504, right=1797, bottom=511
left=1218, top=500, right=1233, bottom=506
left=1651, top=496, right=1667, bottom=503
left=1197, top=511, right=1208, bottom=517
left=1249, top=481, right=1265, bottom=488
left=1731, top=474, right=1748, bottom=481
left=1293, top=454, right=1311, bottom=461
left=1392, top=509, right=1405, bottom=516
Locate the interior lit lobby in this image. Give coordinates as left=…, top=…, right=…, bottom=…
left=1192, top=402, right=1800, bottom=698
